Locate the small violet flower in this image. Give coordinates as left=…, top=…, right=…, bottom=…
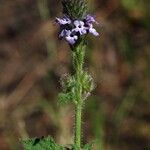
left=65, top=30, right=78, bottom=45
left=85, top=15, right=98, bottom=24
left=59, top=29, right=68, bottom=38
left=56, top=16, right=71, bottom=25
left=73, top=20, right=87, bottom=35
left=88, top=24, right=99, bottom=36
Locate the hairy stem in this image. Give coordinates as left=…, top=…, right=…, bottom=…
left=73, top=43, right=85, bottom=149
left=75, top=104, right=82, bottom=148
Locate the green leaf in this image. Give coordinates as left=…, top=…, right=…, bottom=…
left=82, top=142, right=93, bottom=150
left=58, top=92, right=76, bottom=105
left=58, top=75, right=78, bottom=105
left=22, top=136, right=64, bottom=150
left=81, top=72, right=95, bottom=93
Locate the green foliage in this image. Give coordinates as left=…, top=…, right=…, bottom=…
left=80, top=72, right=95, bottom=97
left=62, top=0, right=87, bottom=19
left=58, top=43, right=94, bottom=106
left=22, top=136, right=93, bottom=150
left=82, top=143, right=93, bottom=150
left=58, top=75, right=77, bottom=105
left=58, top=71, right=95, bottom=105
left=22, top=136, right=64, bottom=150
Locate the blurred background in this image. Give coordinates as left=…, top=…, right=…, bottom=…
left=0, top=0, right=149, bottom=149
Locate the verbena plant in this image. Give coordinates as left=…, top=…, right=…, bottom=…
left=22, top=0, right=99, bottom=149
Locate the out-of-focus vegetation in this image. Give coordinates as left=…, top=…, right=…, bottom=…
left=0, top=0, right=149, bottom=149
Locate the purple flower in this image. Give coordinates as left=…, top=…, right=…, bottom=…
left=64, top=30, right=78, bottom=45
left=85, top=15, right=98, bottom=24
left=56, top=16, right=71, bottom=25
left=56, top=14, right=99, bottom=45
left=59, top=29, right=68, bottom=38
left=59, top=29, right=78, bottom=45
left=73, top=20, right=87, bottom=35
left=88, top=24, right=99, bottom=36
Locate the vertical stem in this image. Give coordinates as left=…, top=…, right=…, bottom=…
left=73, top=43, right=85, bottom=149
left=75, top=104, right=82, bottom=148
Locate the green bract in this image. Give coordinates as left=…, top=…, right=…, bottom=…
left=62, top=0, right=87, bottom=19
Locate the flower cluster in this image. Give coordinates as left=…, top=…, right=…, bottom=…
left=56, top=15, right=99, bottom=45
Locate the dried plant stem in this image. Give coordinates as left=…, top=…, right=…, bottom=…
left=73, top=43, right=85, bottom=149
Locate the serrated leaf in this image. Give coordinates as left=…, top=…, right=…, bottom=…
left=22, top=136, right=64, bottom=150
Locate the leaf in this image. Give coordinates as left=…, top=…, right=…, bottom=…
left=58, top=75, right=77, bottom=105
left=81, top=72, right=95, bottom=93
left=22, top=136, right=64, bottom=150
left=82, top=142, right=93, bottom=150
left=58, top=92, right=76, bottom=105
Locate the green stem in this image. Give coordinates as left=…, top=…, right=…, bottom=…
left=75, top=104, right=82, bottom=148
left=73, top=43, right=85, bottom=149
